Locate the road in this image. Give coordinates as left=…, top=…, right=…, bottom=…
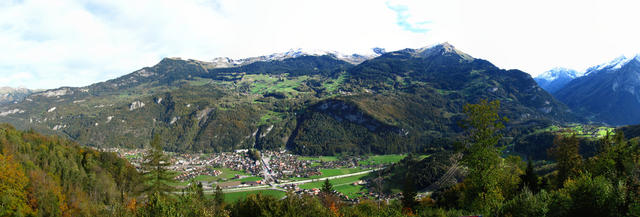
left=198, top=168, right=383, bottom=194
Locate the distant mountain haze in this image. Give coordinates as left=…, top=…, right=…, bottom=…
left=553, top=55, right=640, bottom=126
left=534, top=67, right=581, bottom=94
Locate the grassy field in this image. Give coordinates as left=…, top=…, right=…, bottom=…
left=334, top=184, right=366, bottom=199
left=358, top=154, right=407, bottom=165
left=534, top=124, right=614, bottom=139
left=242, top=74, right=308, bottom=95
left=214, top=167, right=251, bottom=180
left=173, top=167, right=256, bottom=187
left=188, top=168, right=252, bottom=182
left=323, top=73, right=347, bottom=93
left=299, top=174, right=368, bottom=189
left=220, top=189, right=286, bottom=203
left=299, top=173, right=369, bottom=198
left=298, top=156, right=339, bottom=162
left=292, top=168, right=366, bottom=181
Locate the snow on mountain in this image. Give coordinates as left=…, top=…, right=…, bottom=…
left=585, top=55, right=640, bottom=75
left=536, top=67, right=581, bottom=81
left=553, top=53, right=640, bottom=125
left=534, top=67, right=581, bottom=94
left=210, top=48, right=384, bottom=68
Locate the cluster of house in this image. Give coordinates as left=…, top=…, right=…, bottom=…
left=174, top=167, right=222, bottom=181
left=263, top=151, right=318, bottom=179
left=105, top=147, right=398, bottom=202
left=279, top=180, right=373, bottom=202
left=207, top=151, right=263, bottom=175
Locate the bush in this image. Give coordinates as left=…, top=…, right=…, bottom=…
left=497, top=189, right=550, bottom=217
left=549, top=173, right=619, bottom=217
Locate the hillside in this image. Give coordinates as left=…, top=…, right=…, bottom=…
left=0, top=87, right=32, bottom=106
left=0, top=124, right=140, bottom=216
left=0, top=43, right=576, bottom=155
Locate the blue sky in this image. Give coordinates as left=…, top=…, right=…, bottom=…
left=1, top=0, right=639, bottom=89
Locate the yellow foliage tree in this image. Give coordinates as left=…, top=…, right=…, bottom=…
left=0, top=153, right=34, bottom=216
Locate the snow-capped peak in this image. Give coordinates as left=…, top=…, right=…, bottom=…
left=536, top=67, right=581, bottom=81
left=585, top=55, right=636, bottom=75
left=413, top=42, right=474, bottom=61
left=210, top=48, right=384, bottom=68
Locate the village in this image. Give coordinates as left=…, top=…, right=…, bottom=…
left=102, top=147, right=402, bottom=201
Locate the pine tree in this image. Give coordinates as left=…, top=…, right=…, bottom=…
left=401, top=176, right=418, bottom=212
left=519, top=159, right=539, bottom=193
left=214, top=185, right=225, bottom=206
left=141, top=134, right=175, bottom=197
left=321, top=178, right=334, bottom=195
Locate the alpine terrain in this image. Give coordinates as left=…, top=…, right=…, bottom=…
left=0, top=43, right=574, bottom=155
left=554, top=55, right=640, bottom=125
left=534, top=67, right=581, bottom=94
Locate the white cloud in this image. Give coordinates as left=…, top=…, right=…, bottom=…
left=0, top=0, right=639, bottom=89
left=391, top=0, right=640, bottom=75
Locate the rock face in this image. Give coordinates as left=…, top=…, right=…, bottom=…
left=554, top=55, right=640, bottom=126
left=0, top=87, right=31, bottom=105
left=0, top=43, right=575, bottom=155
left=534, top=67, right=581, bottom=94
left=129, top=101, right=145, bottom=111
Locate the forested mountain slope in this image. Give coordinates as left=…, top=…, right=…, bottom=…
left=0, top=43, right=575, bottom=155
left=0, top=124, right=140, bottom=216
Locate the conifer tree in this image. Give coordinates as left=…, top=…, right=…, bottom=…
left=519, top=159, right=539, bottom=193
left=214, top=185, right=225, bottom=206
left=401, top=176, right=418, bottom=212
left=141, top=134, right=175, bottom=197
left=321, top=178, right=334, bottom=195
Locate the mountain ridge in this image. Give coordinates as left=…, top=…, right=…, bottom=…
left=554, top=55, right=640, bottom=125
left=534, top=67, right=581, bottom=94
left=0, top=43, right=575, bottom=155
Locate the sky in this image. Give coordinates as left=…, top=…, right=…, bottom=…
left=1, top=0, right=639, bottom=89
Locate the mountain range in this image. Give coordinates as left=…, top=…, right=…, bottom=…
left=0, top=87, right=32, bottom=106
left=535, top=55, right=640, bottom=126
left=534, top=68, right=581, bottom=94
left=0, top=43, right=575, bottom=155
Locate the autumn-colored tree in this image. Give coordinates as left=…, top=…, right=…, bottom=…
left=0, top=154, right=34, bottom=216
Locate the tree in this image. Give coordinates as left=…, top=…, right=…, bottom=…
left=520, top=159, right=540, bottom=193
left=214, top=185, right=224, bottom=207
left=321, top=178, right=334, bottom=195
left=459, top=99, right=508, bottom=212
left=0, top=154, right=34, bottom=216
left=141, top=134, right=175, bottom=197
left=548, top=134, right=582, bottom=187
left=401, top=175, right=418, bottom=213
left=591, top=132, right=635, bottom=180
